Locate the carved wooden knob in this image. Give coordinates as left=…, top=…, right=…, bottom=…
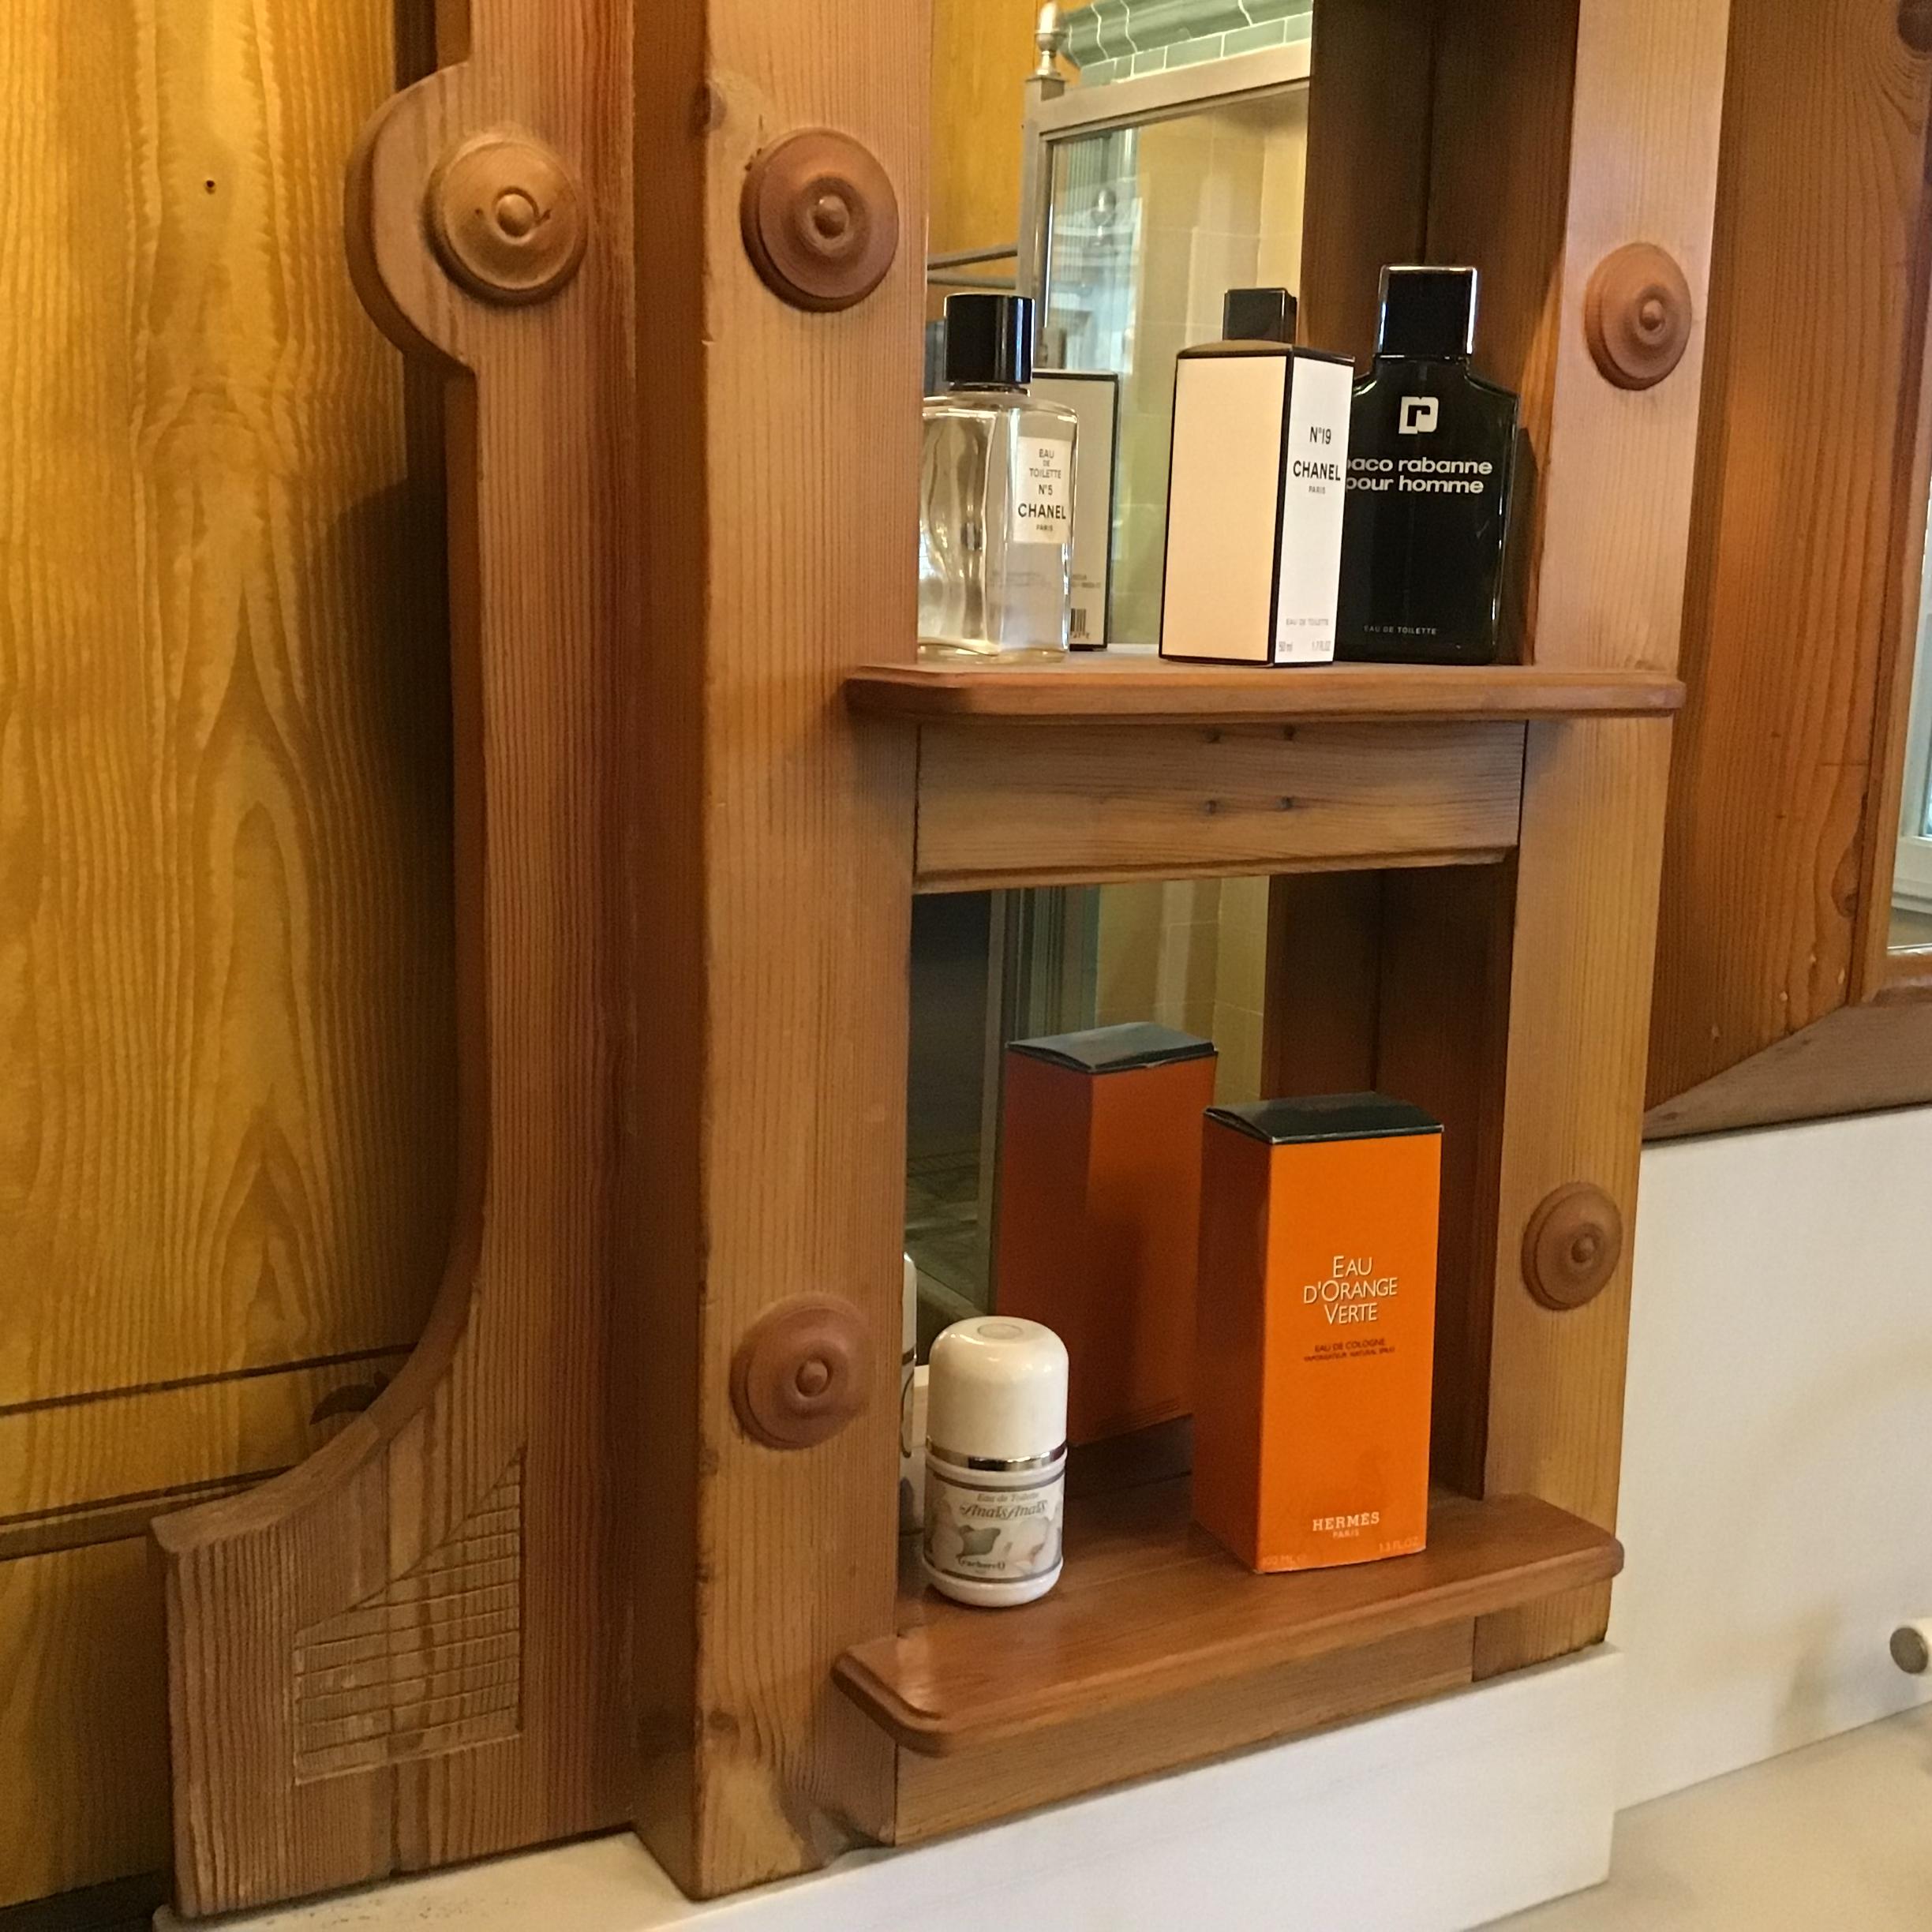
left=1523, top=1182, right=1625, bottom=1311
left=426, top=131, right=587, bottom=305
left=731, top=1295, right=874, bottom=1448
left=1583, top=243, right=1693, bottom=391
left=740, top=129, right=899, bottom=312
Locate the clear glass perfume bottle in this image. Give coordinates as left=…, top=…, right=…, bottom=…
left=1337, top=267, right=1519, bottom=665
left=919, top=293, right=1078, bottom=659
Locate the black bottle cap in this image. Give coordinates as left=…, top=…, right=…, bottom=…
left=1376, top=266, right=1479, bottom=358
left=1222, top=286, right=1298, bottom=344
left=944, top=292, right=1035, bottom=387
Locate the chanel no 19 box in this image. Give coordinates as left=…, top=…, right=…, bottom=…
left=1193, top=1093, right=1440, bottom=1573
left=1159, top=339, right=1354, bottom=665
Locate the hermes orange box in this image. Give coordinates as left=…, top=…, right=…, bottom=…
left=997, top=1023, right=1218, bottom=1445
left=1193, top=1093, right=1440, bottom=1573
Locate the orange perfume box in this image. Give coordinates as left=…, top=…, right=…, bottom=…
left=998, top=1024, right=1218, bottom=1445
left=1193, top=1093, right=1440, bottom=1573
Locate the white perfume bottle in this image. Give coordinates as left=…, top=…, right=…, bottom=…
left=919, top=293, right=1077, bottom=659
left=923, top=1316, right=1069, bottom=1608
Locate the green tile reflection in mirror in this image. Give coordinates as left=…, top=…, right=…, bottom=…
left=1064, top=0, right=1312, bottom=84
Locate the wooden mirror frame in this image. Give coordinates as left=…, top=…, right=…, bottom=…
left=149, top=0, right=1735, bottom=1915
left=1645, top=0, right=1932, bottom=1140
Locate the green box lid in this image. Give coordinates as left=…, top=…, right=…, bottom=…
left=1206, top=1092, right=1441, bottom=1145
left=1008, top=1022, right=1217, bottom=1076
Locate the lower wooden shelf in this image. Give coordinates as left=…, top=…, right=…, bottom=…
left=835, top=1478, right=1621, bottom=1759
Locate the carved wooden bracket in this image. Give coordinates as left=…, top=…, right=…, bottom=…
left=732, top=1296, right=874, bottom=1447
left=1522, top=1181, right=1625, bottom=1311
left=1584, top=243, right=1694, bottom=391
left=740, top=129, right=899, bottom=312
left=153, top=45, right=632, bottom=1919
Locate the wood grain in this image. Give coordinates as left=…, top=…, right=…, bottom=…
left=0, top=1541, right=169, bottom=1906
left=1299, top=0, right=1436, bottom=367
left=1376, top=866, right=1515, bottom=1500
left=849, top=651, right=1684, bottom=724
left=915, top=721, right=1525, bottom=890
left=1477, top=718, right=1675, bottom=1676
left=837, top=1481, right=1619, bottom=1754
left=152, top=0, right=637, bottom=1911
left=1646, top=998, right=1932, bottom=1140
left=0, top=0, right=451, bottom=1907
left=928, top=0, right=1038, bottom=276
left=1521, top=0, right=1729, bottom=676
left=0, top=1353, right=407, bottom=1559
left=893, top=1621, right=1472, bottom=1843
left=624, top=0, right=927, bottom=1899
left=1261, top=871, right=1385, bottom=1099
left=1649, top=0, right=1932, bottom=1115
left=0, top=0, right=452, bottom=1414
left=1421, top=0, right=1730, bottom=1676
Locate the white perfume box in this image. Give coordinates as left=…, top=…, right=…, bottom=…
left=1159, top=343, right=1354, bottom=665
left=1033, top=369, right=1119, bottom=650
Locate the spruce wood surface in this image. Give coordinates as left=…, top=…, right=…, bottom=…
left=0, top=0, right=449, bottom=1904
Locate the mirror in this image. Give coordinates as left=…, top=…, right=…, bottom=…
left=1038, top=77, right=1309, bottom=644
left=908, top=30, right=1315, bottom=1348
left=1893, top=512, right=1932, bottom=949
left=905, top=876, right=1275, bottom=1348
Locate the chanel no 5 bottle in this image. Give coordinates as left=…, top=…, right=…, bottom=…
left=919, top=292, right=1078, bottom=658
left=1337, top=267, right=1518, bottom=665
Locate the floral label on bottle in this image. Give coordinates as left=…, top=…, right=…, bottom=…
left=1009, top=436, right=1073, bottom=545
left=923, top=1467, right=1065, bottom=1585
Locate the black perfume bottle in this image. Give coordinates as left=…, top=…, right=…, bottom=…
left=1337, top=267, right=1518, bottom=665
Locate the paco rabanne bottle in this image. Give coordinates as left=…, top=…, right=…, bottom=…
left=1337, top=267, right=1518, bottom=665
left=919, top=293, right=1078, bottom=659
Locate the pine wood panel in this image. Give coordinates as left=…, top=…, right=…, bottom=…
left=0, top=1541, right=168, bottom=1907
left=1649, top=0, right=1932, bottom=1115
left=893, top=1621, right=1472, bottom=1843
left=625, top=0, right=927, bottom=1899
left=0, top=1354, right=406, bottom=1559
left=152, top=0, right=638, bottom=1910
left=837, top=1481, right=1619, bottom=1754
left=930, top=0, right=1038, bottom=260
left=914, top=721, right=1525, bottom=890
left=0, top=0, right=452, bottom=1415
left=1, top=0, right=449, bottom=1910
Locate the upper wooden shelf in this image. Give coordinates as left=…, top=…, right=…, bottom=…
left=834, top=1478, right=1622, bottom=1757
left=847, top=646, right=1686, bottom=728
